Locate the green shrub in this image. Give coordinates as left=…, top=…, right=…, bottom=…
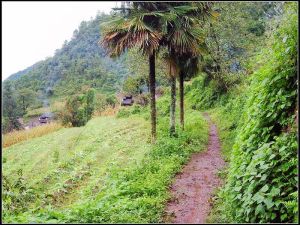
left=106, top=95, right=117, bottom=107
left=116, top=107, right=131, bottom=118
left=222, top=4, right=298, bottom=223
left=117, top=105, right=145, bottom=118
left=2, top=170, right=38, bottom=218
left=61, top=89, right=95, bottom=127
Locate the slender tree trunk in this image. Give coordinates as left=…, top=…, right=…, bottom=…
left=149, top=51, right=156, bottom=143
left=22, top=96, right=26, bottom=115
left=170, top=75, right=176, bottom=136
left=179, top=70, right=184, bottom=130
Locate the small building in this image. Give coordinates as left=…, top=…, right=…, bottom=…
left=39, top=112, right=53, bottom=123
left=121, top=95, right=134, bottom=106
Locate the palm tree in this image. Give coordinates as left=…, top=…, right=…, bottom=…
left=162, top=52, right=179, bottom=136
left=102, top=2, right=214, bottom=138
left=161, top=3, right=214, bottom=130
left=100, top=3, right=163, bottom=143
left=177, top=55, right=201, bottom=130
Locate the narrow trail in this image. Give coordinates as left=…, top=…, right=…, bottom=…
left=164, top=112, right=226, bottom=223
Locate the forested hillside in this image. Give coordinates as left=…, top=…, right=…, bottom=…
left=2, top=13, right=133, bottom=133
left=4, top=14, right=128, bottom=109
left=5, top=13, right=129, bottom=96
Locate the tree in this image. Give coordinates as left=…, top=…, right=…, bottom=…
left=101, top=3, right=163, bottom=142
left=177, top=55, right=201, bottom=130
left=17, top=88, right=36, bottom=115
left=102, top=2, right=214, bottom=137
left=123, top=75, right=144, bottom=95
left=2, top=82, right=22, bottom=133
left=162, top=52, right=179, bottom=136
left=61, top=89, right=95, bottom=127
left=124, top=47, right=169, bottom=92
left=160, top=2, right=213, bottom=131
left=85, top=89, right=95, bottom=121
left=202, top=2, right=283, bottom=92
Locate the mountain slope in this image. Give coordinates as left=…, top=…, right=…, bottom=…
left=5, top=13, right=129, bottom=97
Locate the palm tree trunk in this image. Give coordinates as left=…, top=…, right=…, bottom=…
left=170, top=75, right=176, bottom=136
left=149, top=51, right=156, bottom=143
left=179, top=70, right=184, bottom=130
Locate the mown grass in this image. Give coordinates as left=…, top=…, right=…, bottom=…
left=2, top=94, right=209, bottom=223
left=59, top=109, right=208, bottom=224
left=3, top=115, right=152, bottom=222
left=2, top=123, right=62, bottom=148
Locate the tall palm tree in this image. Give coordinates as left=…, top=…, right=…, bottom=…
left=161, top=3, right=214, bottom=131
left=162, top=51, right=179, bottom=136
left=177, top=55, right=201, bottom=130
left=102, top=2, right=214, bottom=138
left=100, top=4, right=163, bottom=143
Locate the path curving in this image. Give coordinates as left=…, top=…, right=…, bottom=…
left=164, top=112, right=226, bottom=224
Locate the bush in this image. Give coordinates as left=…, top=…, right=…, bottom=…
left=60, top=89, right=95, bottom=127
left=222, top=4, right=298, bottom=223
left=106, top=95, right=117, bottom=107
left=2, top=170, right=38, bottom=218
left=116, top=108, right=131, bottom=118
left=116, top=105, right=143, bottom=118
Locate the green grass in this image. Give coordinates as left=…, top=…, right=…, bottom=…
left=3, top=115, right=151, bottom=222
left=3, top=98, right=209, bottom=223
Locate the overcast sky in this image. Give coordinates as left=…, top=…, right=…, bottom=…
left=2, top=1, right=119, bottom=80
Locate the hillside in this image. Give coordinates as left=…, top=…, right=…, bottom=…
left=4, top=13, right=129, bottom=98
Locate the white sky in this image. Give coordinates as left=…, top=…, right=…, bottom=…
left=2, top=1, right=119, bottom=81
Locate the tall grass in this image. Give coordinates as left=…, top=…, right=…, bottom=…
left=3, top=123, right=62, bottom=148
left=94, top=106, right=119, bottom=117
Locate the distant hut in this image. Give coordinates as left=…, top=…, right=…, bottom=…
left=121, top=95, right=134, bottom=106
left=39, top=112, right=53, bottom=123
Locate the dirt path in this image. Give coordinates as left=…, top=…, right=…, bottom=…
left=164, top=112, right=226, bottom=223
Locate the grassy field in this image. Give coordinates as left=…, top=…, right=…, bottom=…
left=3, top=115, right=151, bottom=221
left=2, top=105, right=209, bottom=223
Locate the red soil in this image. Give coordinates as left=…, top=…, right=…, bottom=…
left=164, top=112, right=226, bottom=223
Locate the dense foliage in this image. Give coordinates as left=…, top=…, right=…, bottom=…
left=223, top=4, right=298, bottom=222
left=61, top=89, right=95, bottom=127
left=186, top=3, right=298, bottom=223
left=201, top=2, right=283, bottom=92
left=2, top=82, right=22, bottom=133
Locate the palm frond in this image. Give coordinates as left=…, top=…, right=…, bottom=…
left=101, top=12, right=162, bottom=57
left=162, top=52, right=180, bottom=78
